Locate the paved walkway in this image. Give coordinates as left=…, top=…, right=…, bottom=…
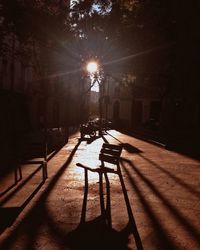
left=0, top=130, right=200, bottom=250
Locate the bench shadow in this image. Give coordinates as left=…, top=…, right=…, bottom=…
left=66, top=163, right=143, bottom=250
left=105, top=131, right=142, bottom=154
left=119, top=143, right=143, bottom=154
left=79, top=135, right=102, bottom=144
left=66, top=215, right=130, bottom=250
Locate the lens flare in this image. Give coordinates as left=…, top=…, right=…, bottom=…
left=86, top=61, right=98, bottom=74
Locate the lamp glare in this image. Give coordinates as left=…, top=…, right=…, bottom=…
left=86, top=62, right=98, bottom=74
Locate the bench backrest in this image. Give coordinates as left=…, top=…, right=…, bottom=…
left=99, top=143, right=122, bottom=165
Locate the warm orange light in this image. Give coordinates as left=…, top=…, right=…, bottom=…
left=86, top=61, right=98, bottom=74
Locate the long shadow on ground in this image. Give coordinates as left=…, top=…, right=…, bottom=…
left=0, top=141, right=81, bottom=250
left=120, top=158, right=200, bottom=249
left=65, top=154, right=143, bottom=249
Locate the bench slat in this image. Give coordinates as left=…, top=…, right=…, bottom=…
left=99, top=153, right=119, bottom=164
left=102, top=143, right=122, bottom=151
left=100, top=148, right=121, bottom=157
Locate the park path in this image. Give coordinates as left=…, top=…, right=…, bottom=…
left=0, top=130, right=200, bottom=249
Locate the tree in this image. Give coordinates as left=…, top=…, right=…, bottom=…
left=69, top=0, right=176, bottom=76
left=0, top=0, right=73, bottom=77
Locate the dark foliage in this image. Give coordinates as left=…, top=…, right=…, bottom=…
left=0, top=0, right=177, bottom=75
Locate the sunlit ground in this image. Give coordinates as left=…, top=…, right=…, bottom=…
left=1, top=130, right=200, bottom=250
left=74, top=130, right=123, bottom=181
left=74, top=140, right=103, bottom=182
left=72, top=132, right=121, bottom=182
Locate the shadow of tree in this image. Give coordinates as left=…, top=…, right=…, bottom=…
left=120, top=158, right=200, bottom=249
left=140, top=154, right=200, bottom=198
left=79, top=135, right=102, bottom=144
left=0, top=207, right=22, bottom=234
left=0, top=141, right=81, bottom=249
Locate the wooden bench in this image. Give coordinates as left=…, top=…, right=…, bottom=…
left=76, top=143, right=122, bottom=225
left=76, top=143, right=122, bottom=174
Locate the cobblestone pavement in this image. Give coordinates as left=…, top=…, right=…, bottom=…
left=0, top=130, right=200, bottom=250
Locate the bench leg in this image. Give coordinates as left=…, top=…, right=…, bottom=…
left=80, top=168, right=88, bottom=224
left=14, top=167, right=18, bottom=184
left=99, top=172, right=105, bottom=217
left=104, top=172, right=112, bottom=227
left=42, top=161, right=48, bottom=181
left=14, top=165, right=22, bottom=184
left=18, top=165, right=22, bottom=180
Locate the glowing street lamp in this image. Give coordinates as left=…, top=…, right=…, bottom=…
left=86, top=61, right=98, bottom=74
